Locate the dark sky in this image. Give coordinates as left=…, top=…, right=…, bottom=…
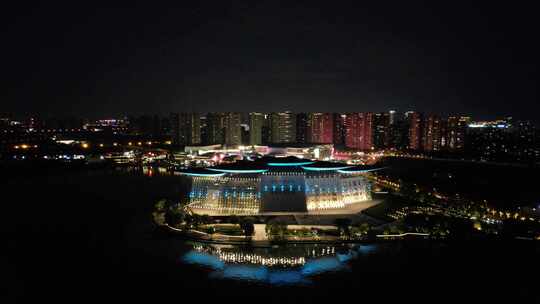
left=3, top=2, right=539, bottom=120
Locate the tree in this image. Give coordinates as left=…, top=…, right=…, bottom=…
left=334, top=218, right=352, bottom=237
left=200, top=214, right=213, bottom=225
left=187, top=213, right=203, bottom=228
left=239, top=217, right=256, bottom=237
left=165, top=207, right=185, bottom=227
left=389, top=225, right=404, bottom=234
left=153, top=199, right=169, bottom=226
left=354, top=222, right=371, bottom=236
left=155, top=199, right=167, bottom=212
left=399, top=181, right=417, bottom=200
left=152, top=211, right=166, bottom=226
left=266, top=219, right=287, bottom=239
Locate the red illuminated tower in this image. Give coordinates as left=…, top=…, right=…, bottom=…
left=308, top=113, right=334, bottom=144
left=344, top=113, right=373, bottom=150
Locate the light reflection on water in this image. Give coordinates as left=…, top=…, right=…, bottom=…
left=181, top=242, right=373, bottom=286
left=356, top=243, right=377, bottom=255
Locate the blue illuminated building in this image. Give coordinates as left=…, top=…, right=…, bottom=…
left=179, top=156, right=380, bottom=215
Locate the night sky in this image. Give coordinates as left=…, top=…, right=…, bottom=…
left=3, top=2, right=539, bottom=120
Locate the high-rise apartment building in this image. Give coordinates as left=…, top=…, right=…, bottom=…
left=249, top=112, right=265, bottom=146
left=513, top=120, right=536, bottom=162
left=170, top=113, right=201, bottom=146
left=407, top=111, right=423, bottom=150
left=205, top=113, right=226, bottom=144
left=344, top=113, right=373, bottom=150
left=447, top=116, right=470, bottom=151
left=372, top=112, right=390, bottom=149
left=332, top=113, right=345, bottom=145
left=467, top=120, right=511, bottom=161
left=270, top=112, right=296, bottom=144
left=307, top=113, right=333, bottom=144
left=225, top=112, right=242, bottom=146
left=390, top=116, right=410, bottom=150
left=296, top=113, right=308, bottom=144
left=388, top=110, right=397, bottom=125
left=423, top=115, right=442, bottom=151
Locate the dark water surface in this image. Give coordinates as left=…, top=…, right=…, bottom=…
left=5, top=166, right=539, bottom=302
left=380, top=157, right=540, bottom=208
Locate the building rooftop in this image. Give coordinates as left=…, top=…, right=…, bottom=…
left=178, top=157, right=384, bottom=176
left=337, top=165, right=386, bottom=174
left=207, top=160, right=269, bottom=173
left=178, top=168, right=226, bottom=177
left=300, top=161, right=352, bottom=171
left=261, top=156, right=315, bottom=166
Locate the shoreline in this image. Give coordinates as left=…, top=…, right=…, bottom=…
left=159, top=224, right=427, bottom=247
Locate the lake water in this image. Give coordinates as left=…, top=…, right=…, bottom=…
left=379, top=157, right=540, bottom=208
left=6, top=165, right=539, bottom=302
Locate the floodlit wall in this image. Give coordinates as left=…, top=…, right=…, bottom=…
left=188, top=173, right=372, bottom=214
left=189, top=176, right=261, bottom=214
left=305, top=174, right=371, bottom=210
left=260, top=172, right=307, bottom=212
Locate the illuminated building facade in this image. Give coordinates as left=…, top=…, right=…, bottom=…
left=513, top=120, right=537, bottom=162
left=467, top=119, right=512, bottom=161
left=205, top=113, right=227, bottom=144
left=170, top=113, right=201, bottom=146
left=295, top=113, right=309, bottom=144
left=388, top=110, right=397, bottom=125
left=249, top=112, right=265, bottom=145
left=270, top=112, right=296, bottom=144
left=447, top=116, right=470, bottom=151
left=332, top=113, right=345, bottom=145
left=422, top=114, right=442, bottom=151
left=388, top=113, right=409, bottom=150
left=304, top=172, right=370, bottom=211
left=180, top=157, right=378, bottom=215
left=407, top=111, right=423, bottom=150
left=225, top=112, right=242, bottom=146
left=372, top=112, right=390, bottom=149
left=189, top=174, right=261, bottom=214
left=344, top=113, right=373, bottom=150
left=307, top=113, right=333, bottom=144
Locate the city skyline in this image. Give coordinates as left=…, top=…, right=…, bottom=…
left=1, top=110, right=533, bottom=125
left=3, top=110, right=537, bottom=165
